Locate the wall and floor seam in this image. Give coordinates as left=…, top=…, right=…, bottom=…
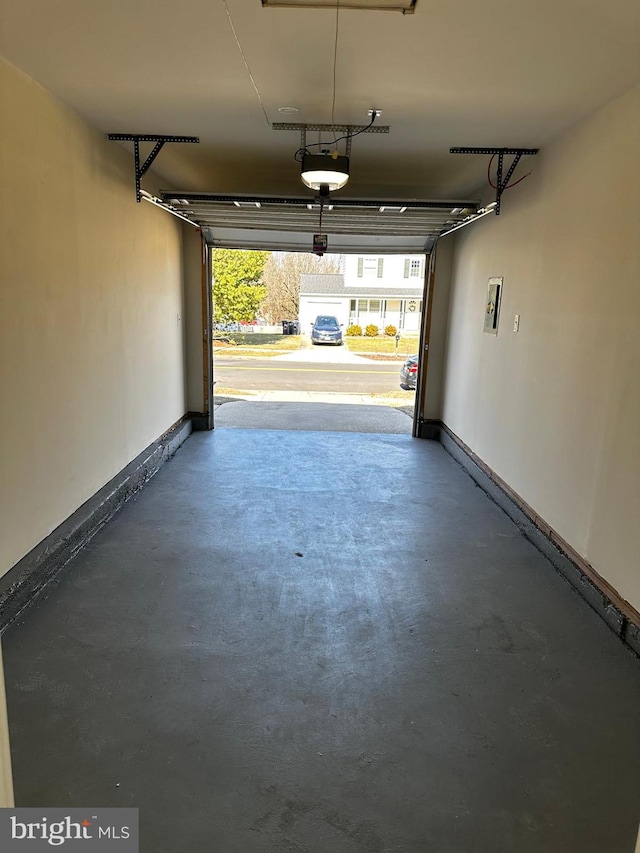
left=0, top=418, right=193, bottom=635
left=426, top=420, right=640, bottom=657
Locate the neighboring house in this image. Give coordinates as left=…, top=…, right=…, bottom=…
left=299, top=254, right=426, bottom=334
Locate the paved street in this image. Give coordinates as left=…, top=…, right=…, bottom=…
left=214, top=356, right=406, bottom=394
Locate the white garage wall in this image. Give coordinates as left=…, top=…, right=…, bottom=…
left=441, top=85, right=640, bottom=610
left=0, top=56, right=187, bottom=577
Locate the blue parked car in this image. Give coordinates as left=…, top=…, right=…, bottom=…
left=311, top=315, right=343, bottom=346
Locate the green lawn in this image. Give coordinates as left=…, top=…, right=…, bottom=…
left=213, top=332, right=419, bottom=357
left=214, top=333, right=303, bottom=353
left=345, top=335, right=419, bottom=354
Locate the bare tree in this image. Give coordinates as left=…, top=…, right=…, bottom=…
left=260, top=252, right=342, bottom=322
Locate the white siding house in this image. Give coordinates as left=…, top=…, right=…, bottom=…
left=299, top=254, right=425, bottom=335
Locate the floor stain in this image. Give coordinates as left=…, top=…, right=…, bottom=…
left=322, top=809, right=385, bottom=852
left=250, top=810, right=274, bottom=832
left=475, top=613, right=515, bottom=653
left=278, top=798, right=314, bottom=830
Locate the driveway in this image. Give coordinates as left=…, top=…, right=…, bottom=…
left=273, top=340, right=367, bottom=364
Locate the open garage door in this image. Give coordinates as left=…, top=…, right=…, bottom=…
left=155, top=192, right=480, bottom=436
left=158, top=192, right=480, bottom=254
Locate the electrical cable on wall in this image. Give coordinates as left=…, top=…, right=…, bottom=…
left=487, top=153, right=530, bottom=190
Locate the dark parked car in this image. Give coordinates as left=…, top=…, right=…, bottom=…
left=311, top=315, right=343, bottom=345
left=400, top=354, right=419, bottom=389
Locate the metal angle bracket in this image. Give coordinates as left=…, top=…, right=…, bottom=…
left=272, top=123, right=390, bottom=133
left=274, top=122, right=389, bottom=158
left=108, top=134, right=200, bottom=202
left=450, top=147, right=539, bottom=215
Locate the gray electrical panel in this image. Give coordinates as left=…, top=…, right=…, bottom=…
left=484, top=277, right=503, bottom=335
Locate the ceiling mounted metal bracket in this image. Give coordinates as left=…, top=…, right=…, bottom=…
left=278, top=122, right=390, bottom=160
left=107, top=134, right=200, bottom=202
left=450, top=147, right=539, bottom=215
left=273, top=123, right=390, bottom=133
left=262, top=0, right=416, bottom=12
left=276, top=122, right=389, bottom=159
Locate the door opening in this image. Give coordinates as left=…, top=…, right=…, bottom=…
left=209, top=247, right=431, bottom=436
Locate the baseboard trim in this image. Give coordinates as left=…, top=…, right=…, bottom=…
left=0, top=417, right=193, bottom=634
left=424, top=419, right=639, bottom=657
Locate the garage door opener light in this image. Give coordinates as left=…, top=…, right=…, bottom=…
left=273, top=112, right=388, bottom=198
left=301, top=152, right=350, bottom=193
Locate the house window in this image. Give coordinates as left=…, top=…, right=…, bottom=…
left=357, top=257, right=384, bottom=278
left=403, top=257, right=424, bottom=278
left=385, top=299, right=401, bottom=321
left=357, top=299, right=382, bottom=315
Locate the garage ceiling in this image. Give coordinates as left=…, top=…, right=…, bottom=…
left=1, top=0, right=638, bottom=246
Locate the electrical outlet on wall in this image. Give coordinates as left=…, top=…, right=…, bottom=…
left=513, top=314, right=520, bottom=332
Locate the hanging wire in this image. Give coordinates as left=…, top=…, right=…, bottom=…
left=222, top=0, right=271, bottom=128
left=293, top=0, right=378, bottom=164
left=293, top=112, right=377, bottom=162
left=330, top=0, right=341, bottom=140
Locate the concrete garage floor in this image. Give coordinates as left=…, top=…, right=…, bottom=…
left=3, top=429, right=640, bottom=853
left=214, top=400, right=414, bottom=433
